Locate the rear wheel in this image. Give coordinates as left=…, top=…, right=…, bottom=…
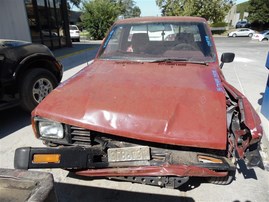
left=262, top=38, right=268, bottom=41
left=207, top=170, right=235, bottom=185
left=20, top=68, right=58, bottom=112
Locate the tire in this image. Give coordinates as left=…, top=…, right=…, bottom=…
left=232, top=33, right=237, bottom=37
left=248, top=33, right=253, bottom=37
left=20, top=68, right=58, bottom=112
left=262, top=38, right=268, bottom=42
left=207, top=170, right=235, bottom=185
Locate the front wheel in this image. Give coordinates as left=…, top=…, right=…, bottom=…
left=20, top=68, right=58, bottom=112
left=248, top=33, right=253, bottom=37
left=232, top=33, right=237, bottom=37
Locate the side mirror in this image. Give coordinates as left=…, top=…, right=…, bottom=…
left=220, top=52, right=235, bottom=69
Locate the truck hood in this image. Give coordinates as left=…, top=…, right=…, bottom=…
left=34, top=60, right=227, bottom=150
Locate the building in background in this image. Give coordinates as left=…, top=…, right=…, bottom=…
left=0, top=0, right=71, bottom=49
left=225, top=2, right=249, bottom=28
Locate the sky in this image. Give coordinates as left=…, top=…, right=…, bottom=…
left=134, top=0, right=249, bottom=17
left=134, top=0, right=161, bottom=17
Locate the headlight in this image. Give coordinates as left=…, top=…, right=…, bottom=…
left=38, top=119, right=64, bottom=139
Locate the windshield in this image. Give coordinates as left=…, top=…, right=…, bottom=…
left=69, top=25, right=78, bottom=30
left=98, top=21, right=216, bottom=63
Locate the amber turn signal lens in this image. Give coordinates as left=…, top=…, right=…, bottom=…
left=198, top=155, right=223, bottom=164
left=32, top=154, right=61, bottom=164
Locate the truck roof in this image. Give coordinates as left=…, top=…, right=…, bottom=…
left=115, top=16, right=207, bottom=25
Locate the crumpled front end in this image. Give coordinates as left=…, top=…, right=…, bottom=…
left=15, top=122, right=236, bottom=188
left=223, top=82, right=263, bottom=168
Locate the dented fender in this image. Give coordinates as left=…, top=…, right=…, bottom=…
left=223, top=82, right=263, bottom=159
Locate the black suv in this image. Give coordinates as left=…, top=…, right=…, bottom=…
left=0, top=40, right=63, bottom=112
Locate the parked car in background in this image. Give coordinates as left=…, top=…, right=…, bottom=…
left=128, top=23, right=176, bottom=41
left=0, top=39, right=63, bottom=112
left=252, top=30, right=269, bottom=41
left=235, top=21, right=250, bottom=28
left=15, top=17, right=263, bottom=189
left=228, top=28, right=255, bottom=37
left=69, top=25, right=80, bottom=42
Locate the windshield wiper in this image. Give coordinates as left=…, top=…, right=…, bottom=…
left=150, top=58, right=208, bottom=65
left=150, top=58, right=188, bottom=63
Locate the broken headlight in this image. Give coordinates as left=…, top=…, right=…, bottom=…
left=35, top=118, right=64, bottom=139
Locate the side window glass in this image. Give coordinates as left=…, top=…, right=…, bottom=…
left=104, top=26, right=123, bottom=53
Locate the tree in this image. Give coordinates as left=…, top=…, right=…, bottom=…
left=81, top=0, right=141, bottom=40
left=155, top=0, right=233, bottom=23
left=248, top=0, right=269, bottom=24
left=236, top=1, right=249, bottom=20
left=81, top=0, right=120, bottom=40
left=117, top=0, right=141, bottom=18
left=155, top=0, right=184, bottom=16
left=131, top=6, right=141, bottom=17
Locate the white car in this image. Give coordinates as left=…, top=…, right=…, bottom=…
left=69, top=25, right=80, bottom=42
left=228, top=28, right=255, bottom=37
left=252, top=30, right=269, bottom=41
left=128, top=24, right=175, bottom=41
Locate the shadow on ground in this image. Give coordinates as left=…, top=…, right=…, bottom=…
left=53, top=43, right=100, bottom=72
left=258, top=92, right=264, bottom=106
left=54, top=181, right=195, bottom=202
left=52, top=43, right=100, bottom=58
left=0, top=106, right=30, bottom=139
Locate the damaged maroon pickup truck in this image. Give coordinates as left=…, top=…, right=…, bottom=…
left=14, top=17, right=263, bottom=188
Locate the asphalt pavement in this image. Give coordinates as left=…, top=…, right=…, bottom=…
left=0, top=38, right=269, bottom=202
left=53, top=41, right=101, bottom=71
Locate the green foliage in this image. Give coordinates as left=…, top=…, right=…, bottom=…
left=156, top=0, right=184, bottom=16
left=81, top=0, right=141, bottom=40
left=155, top=0, right=233, bottom=23
left=210, top=22, right=228, bottom=27
left=131, top=6, right=141, bottom=17
left=210, top=22, right=228, bottom=35
left=211, top=30, right=227, bottom=35
left=81, top=0, right=120, bottom=40
left=118, top=0, right=141, bottom=18
left=248, top=0, right=269, bottom=24
left=236, top=1, right=249, bottom=20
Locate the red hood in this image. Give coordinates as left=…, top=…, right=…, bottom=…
left=34, top=60, right=227, bottom=150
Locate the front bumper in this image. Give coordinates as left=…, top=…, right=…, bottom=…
left=14, top=146, right=235, bottom=178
